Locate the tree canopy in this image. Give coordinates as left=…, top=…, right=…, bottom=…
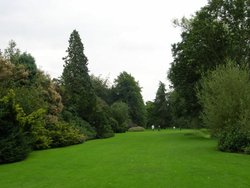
left=168, top=0, right=250, bottom=126
left=112, top=72, right=146, bottom=127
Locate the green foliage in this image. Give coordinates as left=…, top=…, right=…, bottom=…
left=62, top=111, right=96, bottom=140
left=62, top=30, right=96, bottom=121
left=91, top=75, right=112, bottom=104
left=17, top=52, right=37, bottom=82
left=0, top=90, right=32, bottom=163
left=48, top=121, right=85, bottom=148
left=0, top=41, right=86, bottom=154
left=110, top=101, right=129, bottom=132
left=168, top=0, right=249, bottom=125
left=128, top=126, right=145, bottom=132
left=218, top=128, right=250, bottom=153
left=244, top=146, right=250, bottom=154
left=153, top=82, right=171, bottom=128
left=198, top=62, right=250, bottom=153
left=3, top=41, right=37, bottom=84
left=113, top=72, right=146, bottom=127
left=145, top=101, right=155, bottom=128
left=25, top=108, right=50, bottom=150
left=91, top=97, right=114, bottom=138
left=3, top=40, right=20, bottom=64
left=0, top=57, right=30, bottom=90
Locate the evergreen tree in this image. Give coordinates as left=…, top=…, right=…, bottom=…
left=145, top=101, right=155, bottom=128
left=153, top=82, right=170, bottom=128
left=62, top=30, right=96, bottom=121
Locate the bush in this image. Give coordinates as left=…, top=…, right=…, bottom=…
left=128, top=126, right=145, bottom=132
left=28, top=109, right=51, bottom=150
left=91, top=114, right=114, bottom=138
left=244, top=146, right=250, bottom=154
left=198, top=62, right=250, bottom=153
left=49, top=122, right=85, bottom=148
left=110, top=117, right=128, bottom=133
left=218, top=128, right=250, bottom=153
left=69, top=116, right=96, bottom=140
left=0, top=90, right=32, bottom=163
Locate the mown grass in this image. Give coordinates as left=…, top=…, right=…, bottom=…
left=0, top=129, right=250, bottom=188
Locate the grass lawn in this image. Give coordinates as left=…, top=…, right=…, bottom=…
left=0, top=129, right=250, bottom=188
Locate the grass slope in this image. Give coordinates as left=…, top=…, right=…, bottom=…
left=0, top=130, right=250, bottom=188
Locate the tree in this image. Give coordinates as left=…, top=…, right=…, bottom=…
left=90, top=97, right=114, bottom=138
left=61, top=30, right=114, bottom=139
left=167, top=90, right=188, bottom=129
left=62, top=30, right=96, bottom=121
left=198, top=62, right=250, bottom=153
left=90, top=75, right=112, bottom=104
left=4, top=40, right=20, bottom=64
left=145, top=101, right=155, bottom=128
left=153, top=82, right=171, bottom=128
left=168, top=0, right=249, bottom=126
left=0, top=57, right=15, bottom=92
left=113, top=72, right=146, bottom=127
left=17, top=52, right=37, bottom=82
left=1, top=41, right=85, bottom=151
left=110, top=101, right=130, bottom=132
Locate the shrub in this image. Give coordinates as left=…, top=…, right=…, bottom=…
left=218, top=128, right=250, bottom=153
left=93, top=115, right=114, bottom=139
left=49, top=122, right=85, bottom=148
left=244, top=146, right=250, bottom=154
left=128, top=126, right=145, bottom=132
left=68, top=116, right=96, bottom=140
left=0, top=90, right=32, bottom=163
left=28, top=109, right=51, bottom=150
left=198, top=62, right=250, bottom=153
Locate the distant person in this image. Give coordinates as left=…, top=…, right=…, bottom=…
left=151, top=125, right=155, bottom=131
left=158, top=125, right=161, bottom=131
left=173, top=126, right=176, bottom=130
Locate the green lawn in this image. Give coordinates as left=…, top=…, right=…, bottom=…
left=0, top=130, right=250, bottom=188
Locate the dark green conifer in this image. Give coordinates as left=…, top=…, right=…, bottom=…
left=62, top=30, right=96, bottom=121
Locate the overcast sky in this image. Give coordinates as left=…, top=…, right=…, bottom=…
left=0, top=0, right=208, bottom=102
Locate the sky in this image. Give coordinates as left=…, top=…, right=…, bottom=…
left=0, top=0, right=208, bottom=102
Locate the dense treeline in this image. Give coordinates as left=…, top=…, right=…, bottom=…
left=0, top=31, right=147, bottom=163
left=166, top=0, right=250, bottom=153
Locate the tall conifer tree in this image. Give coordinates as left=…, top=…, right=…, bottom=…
left=62, top=30, right=95, bottom=121
left=153, top=82, right=170, bottom=128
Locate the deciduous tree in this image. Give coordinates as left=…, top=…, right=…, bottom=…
left=113, top=72, right=146, bottom=127
left=168, top=0, right=249, bottom=126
